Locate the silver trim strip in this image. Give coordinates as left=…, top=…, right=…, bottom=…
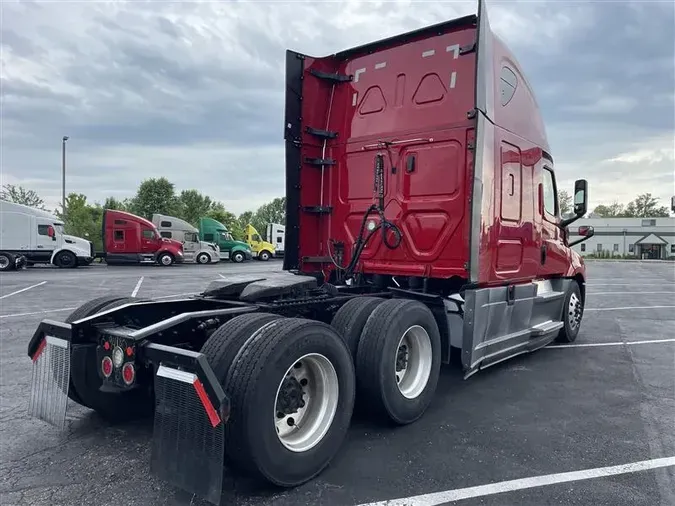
left=157, top=365, right=197, bottom=384
left=45, top=335, right=69, bottom=349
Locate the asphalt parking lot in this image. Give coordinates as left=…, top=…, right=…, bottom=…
left=1, top=260, right=674, bottom=506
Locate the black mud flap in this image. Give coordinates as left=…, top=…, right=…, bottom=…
left=27, top=322, right=74, bottom=429
left=150, top=363, right=226, bottom=505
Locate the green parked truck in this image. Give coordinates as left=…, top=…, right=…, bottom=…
left=197, top=217, right=252, bottom=262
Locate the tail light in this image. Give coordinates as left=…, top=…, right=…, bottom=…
left=122, top=362, right=135, bottom=385
left=101, top=356, right=113, bottom=378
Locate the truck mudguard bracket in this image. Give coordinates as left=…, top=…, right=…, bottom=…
left=304, top=157, right=336, bottom=166
left=305, top=126, right=338, bottom=139
left=146, top=344, right=228, bottom=505
left=309, top=68, right=353, bottom=82
left=302, top=206, right=333, bottom=215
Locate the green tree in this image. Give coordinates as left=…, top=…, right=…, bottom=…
left=127, top=177, right=180, bottom=219
left=558, top=190, right=572, bottom=217
left=0, top=184, right=46, bottom=209
left=56, top=193, right=104, bottom=250
left=592, top=201, right=625, bottom=217
left=207, top=203, right=242, bottom=240
left=103, top=197, right=128, bottom=211
left=623, top=193, right=669, bottom=217
left=178, top=189, right=215, bottom=226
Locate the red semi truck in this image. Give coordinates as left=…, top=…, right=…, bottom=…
left=98, top=209, right=184, bottom=266
left=27, top=2, right=595, bottom=503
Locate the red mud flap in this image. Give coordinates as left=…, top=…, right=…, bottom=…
left=28, top=334, right=71, bottom=429
left=150, top=363, right=226, bottom=505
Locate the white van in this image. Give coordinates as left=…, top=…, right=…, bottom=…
left=0, top=200, right=94, bottom=269
left=152, top=213, right=220, bottom=264
left=266, top=223, right=285, bottom=257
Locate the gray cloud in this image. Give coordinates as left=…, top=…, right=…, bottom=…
left=1, top=0, right=673, bottom=214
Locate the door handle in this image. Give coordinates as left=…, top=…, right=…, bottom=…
left=406, top=154, right=416, bottom=174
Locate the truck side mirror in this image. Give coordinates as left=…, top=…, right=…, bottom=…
left=671, top=196, right=675, bottom=212
left=568, top=224, right=594, bottom=247
left=47, top=225, right=56, bottom=240
left=573, top=179, right=588, bottom=216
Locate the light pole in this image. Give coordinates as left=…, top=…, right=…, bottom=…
left=62, top=136, right=69, bottom=219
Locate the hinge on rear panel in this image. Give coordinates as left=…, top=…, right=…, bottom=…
left=302, top=206, right=333, bottom=215
left=467, top=109, right=477, bottom=120
left=507, top=285, right=515, bottom=306
left=304, top=157, right=336, bottom=166
left=309, top=68, right=353, bottom=83
left=306, top=126, right=338, bottom=139
left=460, top=42, right=476, bottom=55
left=467, top=142, right=475, bottom=150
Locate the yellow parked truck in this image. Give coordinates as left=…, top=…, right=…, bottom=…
left=244, top=224, right=275, bottom=261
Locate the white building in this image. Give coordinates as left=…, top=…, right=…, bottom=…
left=568, top=217, right=675, bottom=260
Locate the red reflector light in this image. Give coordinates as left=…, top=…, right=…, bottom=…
left=126, top=346, right=133, bottom=357
left=122, top=362, right=135, bottom=385
left=101, top=356, right=113, bottom=378
left=103, top=341, right=110, bottom=351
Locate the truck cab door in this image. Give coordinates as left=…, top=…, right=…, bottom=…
left=141, top=229, right=158, bottom=253
left=36, top=222, right=57, bottom=251
left=538, top=166, right=566, bottom=276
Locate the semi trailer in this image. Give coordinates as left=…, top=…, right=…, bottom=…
left=26, top=1, right=595, bottom=504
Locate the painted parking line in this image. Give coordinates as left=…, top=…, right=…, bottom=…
left=356, top=456, right=675, bottom=506
left=0, top=307, right=76, bottom=319
left=131, top=276, right=144, bottom=297
left=548, top=338, right=675, bottom=349
left=587, top=291, right=675, bottom=295
left=0, top=281, right=47, bottom=300
left=585, top=305, right=675, bottom=312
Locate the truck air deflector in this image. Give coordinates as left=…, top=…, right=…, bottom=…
left=475, top=0, right=495, bottom=121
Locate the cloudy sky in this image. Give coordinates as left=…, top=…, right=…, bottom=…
left=2, top=0, right=674, bottom=215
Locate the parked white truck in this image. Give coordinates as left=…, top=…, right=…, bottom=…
left=152, top=213, right=220, bottom=264
left=0, top=200, right=94, bottom=270
left=266, top=223, right=285, bottom=257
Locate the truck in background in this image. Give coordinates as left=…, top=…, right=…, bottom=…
left=152, top=214, right=220, bottom=264
left=197, top=216, right=252, bottom=263
left=26, top=1, right=597, bottom=503
left=266, top=223, right=285, bottom=257
left=244, top=224, right=275, bottom=261
left=100, top=209, right=184, bottom=266
left=0, top=200, right=94, bottom=270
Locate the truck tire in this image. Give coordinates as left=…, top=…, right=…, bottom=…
left=200, top=312, right=284, bottom=383
left=157, top=252, right=174, bottom=266
left=356, top=298, right=441, bottom=425
left=196, top=252, right=211, bottom=264
left=54, top=250, right=77, bottom=268
left=64, top=296, right=152, bottom=421
left=330, top=296, right=385, bottom=361
left=0, top=252, right=15, bottom=271
left=556, top=280, right=583, bottom=343
left=224, top=318, right=355, bottom=487
left=258, top=250, right=271, bottom=261
left=232, top=251, right=245, bottom=263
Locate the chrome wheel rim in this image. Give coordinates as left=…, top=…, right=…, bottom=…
left=161, top=255, right=171, bottom=265
left=568, top=292, right=582, bottom=330
left=0, top=256, right=9, bottom=269
left=395, top=325, right=433, bottom=399
left=274, top=353, right=339, bottom=453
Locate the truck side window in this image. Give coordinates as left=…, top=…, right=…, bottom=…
left=161, top=221, right=172, bottom=227
left=277, top=237, right=282, bottom=243
left=500, top=67, right=517, bottom=106
left=160, top=231, right=172, bottom=238
left=142, top=230, right=155, bottom=240
left=204, top=233, right=214, bottom=242
left=253, top=234, right=261, bottom=242
left=114, top=230, right=124, bottom=241
left=38, top=225, right=50, bottom=236
left=542, top=168, right=557, bottom=217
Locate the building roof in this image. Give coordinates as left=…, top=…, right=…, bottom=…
left=634, top=233, right=668, bottom=245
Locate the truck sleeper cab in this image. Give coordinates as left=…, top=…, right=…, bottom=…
left=266, top=223, right=285, bottom=257
left=0, top=199, right=93, bottom=269
left=152, top=213, right=220, bottom=264
left=26, top=2, right=596, bottom=504
left=244, top=224, right=275, bottom=261
left=198, top=216, right=252, bottom=263
left=101, top=209, right=184, bottom=266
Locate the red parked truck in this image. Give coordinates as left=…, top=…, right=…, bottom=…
left=99, top=209, right=184, bottom=266
left=27, top=2, right=595, bottom=504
